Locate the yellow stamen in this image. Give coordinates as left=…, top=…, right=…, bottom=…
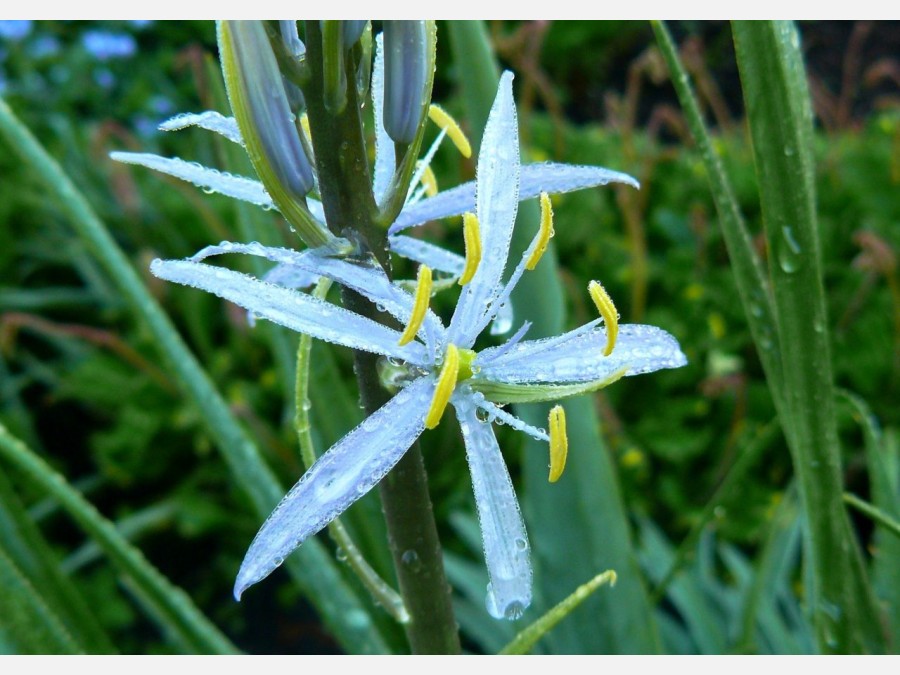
left=428, top=104, right=473, bottom=158
left=589, top=280, right=619, bottom=356
left=299, top=113, right=311, bottom=143
left=525, top=192, right=555, bottom=271
left=425, top=344, right=459, bottom=429
left=397, top=265, right=433, bottom=346
left=458, top=212, right=482, bottom=286
left=421, top=164, right=438, bottom=197
left=548, top=405, right=568, bottom=483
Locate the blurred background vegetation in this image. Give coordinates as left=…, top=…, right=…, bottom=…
left=0, top=20, right=897, bottom=653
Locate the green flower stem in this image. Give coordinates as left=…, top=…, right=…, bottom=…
left=0, top=95, right=390, bottom=654
left=0, top=423, right=237, bottom=654
left=295, top=280, right=409, bottom=625
left=731, top=21, right=884, bottom=653
left=302, top=21, right=460, bottom=654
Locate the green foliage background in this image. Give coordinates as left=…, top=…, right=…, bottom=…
left=0, top=20, right=897, bottom=654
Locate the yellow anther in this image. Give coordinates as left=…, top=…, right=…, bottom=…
left=548, top=405, right=568, bottom=483
left=458, top=212, right=482, bottom=286
left=299, top=113, right=311, bottom=142
left=425, top=344, right=459, bottom=429
left=421, top=164, right=438, bottom=197
left=525, top=192, right=555, bottom=271
left=589, top=280, right=619, bottom=356
left=428, top=104, right=472, bottom=158
left=397, top=265, right=433, bottom=346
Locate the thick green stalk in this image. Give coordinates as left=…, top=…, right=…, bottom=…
left=0, top=95, right=390, bottom=654
left=732, top=21, right=884, bottom=653
left=302, top=21, right=460, bottom=654
left=447, top=20, right=661, bottom=654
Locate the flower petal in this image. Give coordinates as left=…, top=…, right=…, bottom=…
left=151, top=258, right=430, bottom=365
left=447, top=71, right=520, bottom=347
left=388, top=234, right=465, bottom=276
left=235, top=376, right=435, bottom=598
left=454, top=394, right=532, bottom=620
left=110, top=152, right=273, bottom=209
left=372, top=33, right=395, bottom=206
left=187, top=241, right=445, bottom=355
left=158, top=111, right=243, bottom=145
left=389, top=162, right=639, bottom=235
left=476, top=323, right=687, bottom=385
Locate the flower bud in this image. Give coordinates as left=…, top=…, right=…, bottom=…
left=383, top=21, right=436, bottom=145
left=342, top=20, right=368, bottom=49
left=219, top=21, right=330, bottom=247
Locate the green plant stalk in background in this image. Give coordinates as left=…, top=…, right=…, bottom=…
left=447, top=20, right=661, bottom=654
left=0, top=95, right=391, bottom=654
left=731, top=21, right=884, bottom=653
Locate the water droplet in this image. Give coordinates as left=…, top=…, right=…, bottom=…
left=514, top=537, right=527, bottom=552
left=336, top=547, right=348, bottom=562
left=777, top=225, right=804, bottom=274
left=401, top=549, right=422, bottom=572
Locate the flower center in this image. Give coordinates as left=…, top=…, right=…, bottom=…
left=424, top=344, right=477, bottom=429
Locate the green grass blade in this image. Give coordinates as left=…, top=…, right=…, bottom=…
left=0, top=470, right=116, bottom=653
left=844, top=493, right=900, bottom=540
left=446, top=20, right=660, bottom=654
left=0, top=96, right=389, bottom=654
left=0, top=423, right=237, bottom=653
left=0, top=545, right=83, bottom=654
left=731, top=21, right=885, bottom=653
left=651, top=20, right=785, bottom=415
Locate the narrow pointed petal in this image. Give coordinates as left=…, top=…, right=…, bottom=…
left=151, top=259, right=430, bottom=365
left=372, top=33, right=395, bottom=206
left=388, top=162, right=639, bottom=235
left=388, top=234, right=465, bottom=276
left=447, top=72, right=520, bottom=347
left=477, top=323, right=687, bottom=385
left=454, top=395, right=532, bottom=620
left=159, top=111, right=243, bottom=145
left=187, top=241, right=445, bottom=352
left=110, top=152, right=273, bottom=209
left=235, top=376, right=435, bottom=598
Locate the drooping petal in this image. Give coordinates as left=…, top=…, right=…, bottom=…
left=371, top=33, right=395, bottom=206
left=187, top=241, right=445, bottom=354
left=476, top=323, right=687, bottom=385
left=158, top=111, right=243, bottom=145
left=454, top=394, right=532, bottom=620
left=235, top=376, right=436, bottom=598
left=389, top=162, right=639, bottom=235
left=447, top=72, right=520, bottom=347
left=151, top=259, right=430, bottom=366
left=110, top=152, right=274, bottom=209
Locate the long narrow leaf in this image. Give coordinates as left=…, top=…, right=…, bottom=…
left=731, top=21, right=885, bottom=653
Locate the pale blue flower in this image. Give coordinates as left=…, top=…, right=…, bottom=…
left=111, top=31, right=637, bottom=331
left=0, top=20, right=32, bottom=41
left=151, top=72, right=687, bottom=619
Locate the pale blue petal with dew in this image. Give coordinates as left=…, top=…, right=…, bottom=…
left=388, top=162, right=639, bottom=235
left=476, top=323, right=687, bottom=385
left=235, top=375, right=436, bottom=599
left=372, top=33, right=395, bottom=207
left=158, top=111, right=243, bottom=145
left=150, top=259, right=431, bottom=366
left=188, top=241, right=445, bottom=356
left=447, top=71, right=520, bottom=347
left=388, top=234, right=465, bottom=276
left=110, top=152, right=273, bottom=209
left=454, top=394, right=532, bottom=620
